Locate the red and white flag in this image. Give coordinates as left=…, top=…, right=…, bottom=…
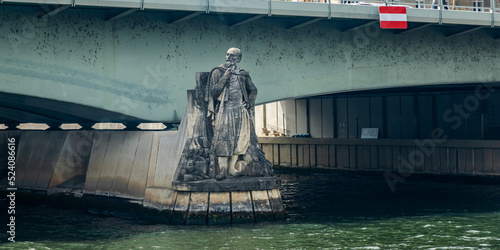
left=379, top=6, right=407, bottom=29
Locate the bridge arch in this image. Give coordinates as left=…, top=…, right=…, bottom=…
left=1, top=4, right=499, bottom=122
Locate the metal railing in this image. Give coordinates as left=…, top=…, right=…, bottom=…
left=271, top=0, right=498, bottom=28
left=276, top=0, right=500, bottom=13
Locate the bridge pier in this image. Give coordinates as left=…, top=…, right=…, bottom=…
left=142, top=188, right=284, bottom=225
left=0, top=91, right=284, bottom=224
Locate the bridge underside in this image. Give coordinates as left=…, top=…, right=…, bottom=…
left=257, top=83, right=500, bottom=141
left=0, top=92, right=144, bottom=126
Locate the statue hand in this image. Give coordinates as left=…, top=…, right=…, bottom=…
left=220, top=68, right=232, bottom=83
left=243, top=101, right=253, bottom=109
left=226, top=66, right=239, bottom=75
left=224, top=68, right=232, bottom=76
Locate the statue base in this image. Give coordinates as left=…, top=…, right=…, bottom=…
left=172, top=177, right=281, bottom=192
left=144, top=183, right=285, bottom=225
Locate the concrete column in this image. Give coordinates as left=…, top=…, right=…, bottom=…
left=309, top=99, right=322, bottom=138
left=321, top=98, right=334, bottom=138
left=296, top=99, right=308, bottom=134
left=254, top=105, right=265, bottom=136
left=265, top=102, right=278, bottom=133
left=277, top=101, right=285, bottom=136
left=283, top=100, right=297, bottom=136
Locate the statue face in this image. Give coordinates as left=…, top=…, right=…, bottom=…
left=226, top=49, right=241, bottom=66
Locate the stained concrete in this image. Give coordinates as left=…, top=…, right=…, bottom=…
left=125, top=132, right=153, bottom=198
left=0, top=5, right=498, bottom=122
left=186, top=192, right=209, bottom=225
left=110, top=131, right=140, bottom=196
left=36, top=131, right=67, bottom=189
left=208, top=192, right=231, bottom=225
left=0, top=90, right=284, bottom=224
left=252, top=190, right=274, bottom=221
left=231, top=191, right=255, bottom=223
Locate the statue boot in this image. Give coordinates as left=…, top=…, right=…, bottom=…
left=229, top=160, right=246, bottom=177
left=216, top=157, right=228, bottom=180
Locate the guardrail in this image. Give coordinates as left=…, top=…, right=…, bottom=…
left=1, top=0, right=498, bottom=27
left=277, top=0, right=499, bottom=13
left=273, top=0, right=498, bottom=27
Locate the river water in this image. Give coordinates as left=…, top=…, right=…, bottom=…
left=2, top=170, right=500, bottom=249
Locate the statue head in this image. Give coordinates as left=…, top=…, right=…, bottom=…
left=226, top=47, right=242, bottom=66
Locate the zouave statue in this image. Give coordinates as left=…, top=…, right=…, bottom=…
left=175, top=48, right=273, bottom=183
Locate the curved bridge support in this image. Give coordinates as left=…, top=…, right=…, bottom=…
left=0, top=90, right=285, bottom=224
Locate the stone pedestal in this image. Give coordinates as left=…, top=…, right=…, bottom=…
left=143, top=177, right=285, bottom=225
left=169, top=177, right=284, bottom=225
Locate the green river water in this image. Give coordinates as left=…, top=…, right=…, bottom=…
left=1, top=171, right=500, bottom=249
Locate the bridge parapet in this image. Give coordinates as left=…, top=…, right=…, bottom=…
left=1, top=0, right=499, bottom=26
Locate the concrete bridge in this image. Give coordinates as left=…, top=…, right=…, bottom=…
left=1, top=0, right=500, bottom=224
left=1, top=0, right=499, bottom=124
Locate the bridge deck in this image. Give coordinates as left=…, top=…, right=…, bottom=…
left=2, top=0, right=499, bottom=27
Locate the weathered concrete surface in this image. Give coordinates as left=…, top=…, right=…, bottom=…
left=7, top=131, right=91, bottom=191
left=125, top=131, right=153, bottom=198
left=268, top=189, right=286, bottom=220
left=110, top=131, right=140, bottom=196
left=1, top=6, right=498, bottom=122
left=171, top=191, right=190, bottom=224
left=0, top=127, right=178, bottom=200
left=83, top=132, right=111, bottom=194
left=143, top=189, right=284, bottom=224
left=143, top=187, right=177, bottom=211
left=259, top=137, right=500, bottom=176
left=186, top=192, right=209, bottom=225
left=173, top=177, right=282, bottom=192
left=208, top=192, right=231, bottom=225
left=0, top=89, right=285, bottom=224
left=82, top=130, right=168, bottom=198
left=96, top=132, right=125, bottom=195
left=149, top=92, right=191, bottom=188
left=252, top=190, right=274, bottom=221
left=48, top=131, right=91, bottom=189
left=231, top=191, right=255, bottom=223
left=36, top=132, right=67, bottom=189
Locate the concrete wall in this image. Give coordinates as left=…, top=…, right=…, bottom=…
left=0, top=91, right=286, bottom=223
left=1, top=92, right=192, bottom=200
left=0, top=129, right=181, bottom=198
left=13, top=131, right=90, bottom=191
left=257, top=99, right=308, bottom=137
left=1, top=6, right=499, bottom=122
left=260, top=137, right=500, bottom=176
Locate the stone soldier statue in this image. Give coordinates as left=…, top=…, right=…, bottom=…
left=175, top=48, right=272, bottom=183
left=208, top=48, right=259, bottom=180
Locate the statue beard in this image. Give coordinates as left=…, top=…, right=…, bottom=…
left=225, top=60, right=236, bottom=68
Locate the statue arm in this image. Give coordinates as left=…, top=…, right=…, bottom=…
left=210, top=69, right=230, bottom=97
left=246, top=76, right=258, bottom=108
